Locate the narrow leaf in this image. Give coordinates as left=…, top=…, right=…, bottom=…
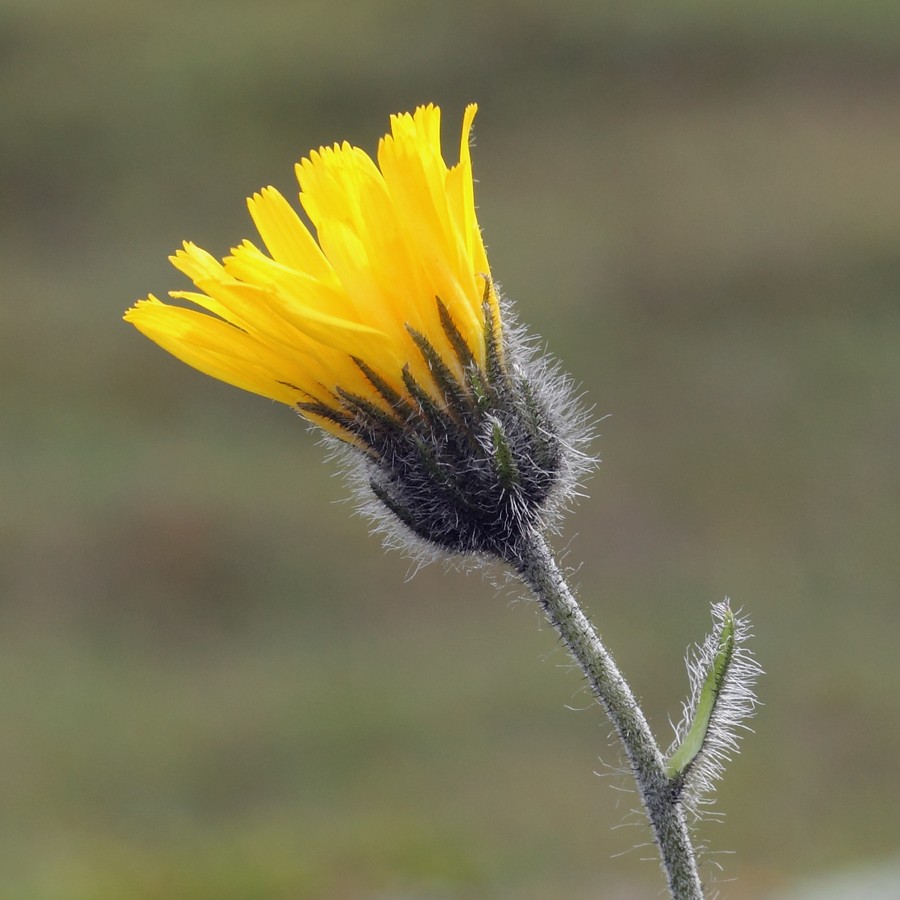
left=666, top=609, right=736, bottom=779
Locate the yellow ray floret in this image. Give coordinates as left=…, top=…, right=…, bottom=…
left=124, top=104, right=497, bottom=438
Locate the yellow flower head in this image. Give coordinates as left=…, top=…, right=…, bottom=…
left=127, top=105, right=588, bottom=560
left=125, top=104, right=500, bottom=440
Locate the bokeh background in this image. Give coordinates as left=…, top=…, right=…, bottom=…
left=3, top=2, right=899, bottom=898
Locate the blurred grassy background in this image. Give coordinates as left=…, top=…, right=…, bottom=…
left=3, top=1, right=899, bottom=897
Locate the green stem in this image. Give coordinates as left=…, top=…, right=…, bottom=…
left=508, top=531, right=703, bottom=900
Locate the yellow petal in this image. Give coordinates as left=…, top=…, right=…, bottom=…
left=126, top=105, right=498, bottom=434
left=247, top=187, right=335, bottom=283
left=125, top=296, right=307, bottom=405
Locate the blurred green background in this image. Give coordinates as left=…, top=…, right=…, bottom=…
left=3, top=1, right=899, bottom=897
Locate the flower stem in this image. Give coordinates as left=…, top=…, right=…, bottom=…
left=508, top=531, right=704, bottom=899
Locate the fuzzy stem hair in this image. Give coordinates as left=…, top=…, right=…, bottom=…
left=508, top=530, right=705, bottom=900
